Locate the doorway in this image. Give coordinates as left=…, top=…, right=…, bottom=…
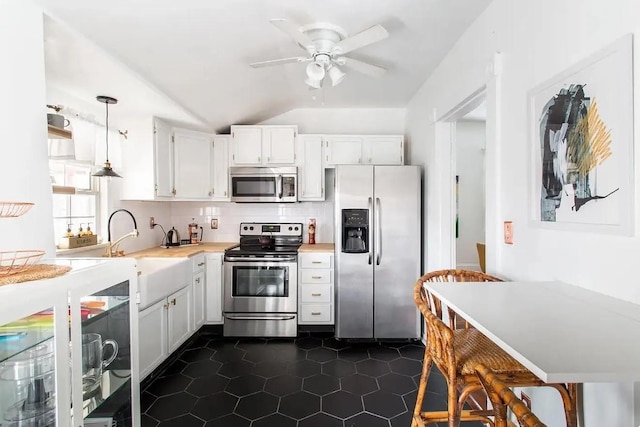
left=454, top=102, right=487, bottom=271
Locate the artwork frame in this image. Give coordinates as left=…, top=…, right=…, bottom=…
left=528, top=34, right=634, bottom=235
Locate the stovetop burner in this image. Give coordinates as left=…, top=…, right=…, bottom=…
left=225, top=222, right=303, bottom=257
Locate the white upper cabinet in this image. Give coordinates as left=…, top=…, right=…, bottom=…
left=230, top=125, right=297, bottom=166
left=154, top=118, right=174, bottom=198
left=325, top=135, right=364, bottom=165
left=230, top=126, right=262, bottom=165
left=173, top=129, right=213, bottom=199
left=264, top=127, right=297, bottom=164
left=324, top=135, right=404, bottom=167
left=363, top=135, right=404, bottom=165
left=212, top=135, right=230, bottom=200
left=298, top=135, right=324, bottom=201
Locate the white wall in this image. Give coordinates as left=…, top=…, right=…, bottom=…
left=455, top=120, right=486, bottom=270
left=0, top=1, right=55, bottom=256
left=260, top=108, right=406, bottom=134
left=405, top=0, right=640, bottom=424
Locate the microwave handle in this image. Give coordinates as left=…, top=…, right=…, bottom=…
left=278, top=174, right=283, bottom=199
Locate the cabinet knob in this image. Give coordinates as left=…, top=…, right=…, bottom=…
left=369, top=157, right=372, bottom=163
left=171, top=298, right=176, bottom=306
left=258, top=156, right=261, bottom=162
left=311, top=312, right=321, bottom=316
left=267, top=156, right=270, bottom=162
left=164, top=303, right=170, bottom=309
left=311, top=261, right=322, bottom=264
left=311, top=276, right=322, bottom=279
left=358, top=158, right=361, bottom=164
left=195, top=278, right=201, bottom=284
left=172, top=188, right=176, bottom=196
left=311, top=292, right=322, bottom=296
left=208, top=191, right=212, bottom=197
left=198, top=262, right=205, bottom=267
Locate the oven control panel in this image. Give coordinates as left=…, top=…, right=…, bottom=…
left=239, top=222, right=303, bottom=237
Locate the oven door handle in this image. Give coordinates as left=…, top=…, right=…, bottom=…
left=224, top=256, right=297, bottom=262
left=224, top=315, right=296, bottom=321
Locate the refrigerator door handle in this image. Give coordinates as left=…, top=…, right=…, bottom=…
left=376, top=197, right=381, bottom=265
left=368, top=196, right=373, bottom=265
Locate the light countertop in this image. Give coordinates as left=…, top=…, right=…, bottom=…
left=298, top=243, right=334, bottom=252
left=127, top=242, right=238, bottom=258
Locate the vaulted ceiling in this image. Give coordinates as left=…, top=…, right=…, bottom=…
left=35, top=0, right=492, bottom=132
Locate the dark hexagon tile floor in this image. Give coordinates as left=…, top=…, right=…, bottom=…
left=141, top=332, right=482, bottom=427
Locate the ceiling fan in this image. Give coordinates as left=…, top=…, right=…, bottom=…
left=250, top=19, right=389, bottom=89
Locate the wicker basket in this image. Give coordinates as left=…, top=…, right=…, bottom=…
left=0, top=250, right=46, bottom=276
left=0, top=202, right=34, bottom=218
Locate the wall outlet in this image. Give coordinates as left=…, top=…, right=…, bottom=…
left=149, top=217, right=155, bottom=229
left=211, top=218, right=218, bottom=229
left=504, top=221, right=513, bottom=244
left=520, top=391, right=531, bottom=409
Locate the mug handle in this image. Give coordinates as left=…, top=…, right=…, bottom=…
left=64, top=118, right=70, bottom=128
left=101, top=339, right=119, bottom=369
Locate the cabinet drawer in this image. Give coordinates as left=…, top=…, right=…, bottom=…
left=300, top=304, right=332, bottom=322
left=192, top=254, right=206, bottom=273
left=301, top=269, right=331, bottom=284
left=300, top=284, right=332, bottom=303
left=300, top=253, right=331, bottom=269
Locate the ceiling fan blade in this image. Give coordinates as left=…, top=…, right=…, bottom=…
left=250, top=56, right=310, bottom=68
left=332, top=24, right=388, bottom=55
left=339, top=57, right=387, bottom=78
left=270, top=19, right=316, bottom=54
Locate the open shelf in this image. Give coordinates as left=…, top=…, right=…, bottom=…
left=48, top=124, right=72, bottom=140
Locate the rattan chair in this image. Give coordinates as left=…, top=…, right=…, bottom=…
left=412, top=276, right=577, bottom=427
left=476, top=364, right=547, bottom=427
left=419, top=269, right=501, bottom=330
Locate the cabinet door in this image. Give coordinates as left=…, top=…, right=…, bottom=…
left=173, top=129, right=213, bottom=199
left=205, top=254, right=223, bottom=323
left=193, top=271, right=206, bottom=329
left=264, top=126, right=296, bottom=164
left=139, top=299, right=168, bottom=379
left=325, top=136, right=364, bottom=166
left=167, top=286, right=192, bottom=353
left=298, top=135, right=324, bottom=201
left=364, top=135, right=404, bottom=165
left=212, top=135, right=230, bottom=200
left=154, top=118, right=174, bottom=197
left=231, top=127, right=263, bottom=165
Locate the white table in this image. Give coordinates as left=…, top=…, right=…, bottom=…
left=425, top=281, right=640, bottom=384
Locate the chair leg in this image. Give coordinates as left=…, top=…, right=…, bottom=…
left=548, top=383, right=578, bottom=427
left=447, top=376, right=460, bottom=427
left=412, top=351, right=433, bottom=427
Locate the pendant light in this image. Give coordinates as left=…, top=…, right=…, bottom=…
left=92, top=95, right=121, bottom=178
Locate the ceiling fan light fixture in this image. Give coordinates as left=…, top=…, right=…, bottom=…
left=304, top=76, right=323, bottom=89
left=305, top=61, right=325, bottom=81
left=328, top=65, right=346, bottom=86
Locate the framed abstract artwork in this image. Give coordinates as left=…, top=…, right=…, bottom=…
left=528, top=34, right=634, bottom=235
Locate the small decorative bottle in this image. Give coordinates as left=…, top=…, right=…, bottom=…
left=308, top=218, right=316, bottom=245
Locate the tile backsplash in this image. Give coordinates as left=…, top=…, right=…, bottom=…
left=170, top=200, right=334, bottom=243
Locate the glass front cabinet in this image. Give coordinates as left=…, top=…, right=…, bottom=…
left=0, top=258, right=139, bottom=427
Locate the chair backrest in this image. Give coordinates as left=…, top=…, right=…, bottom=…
left=413, top=280, right=455, bottom=374
left=476, top=243, right=486, bottom=273
left=416, top=269, right=502, bottom=328
left=475, top=364, right=547, bottom=427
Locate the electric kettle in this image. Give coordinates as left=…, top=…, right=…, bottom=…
left=166, top=227, right=180, bottom=246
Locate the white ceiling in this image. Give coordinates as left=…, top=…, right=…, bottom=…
left=35, top=0, right=492, bottom=132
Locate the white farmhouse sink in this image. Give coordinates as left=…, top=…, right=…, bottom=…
left=136, top=257, right=191, bottom=310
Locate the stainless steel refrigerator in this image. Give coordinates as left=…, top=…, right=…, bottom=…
left=334, top=165, right=421, bottom=339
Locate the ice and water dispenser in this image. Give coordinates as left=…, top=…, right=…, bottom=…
left=341, top=209, right=369, bottom=253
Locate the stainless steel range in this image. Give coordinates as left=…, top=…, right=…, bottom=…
left=223, top=222, right=302, bottom=337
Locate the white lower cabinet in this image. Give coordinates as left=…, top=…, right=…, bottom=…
left=205, top=253, right=224, bottom=323
left=139, top=285, right=193, bottom=379
left=192, top=254, right=206, bottom=330
left=298, top=252, right=334, bottom=325
left=139, top=298, right=168, bottom=380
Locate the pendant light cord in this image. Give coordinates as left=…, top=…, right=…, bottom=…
left=105, top=101, right=110, bottom=163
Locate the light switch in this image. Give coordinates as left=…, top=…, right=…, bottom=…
left=504, top=221, right=513, bottom=244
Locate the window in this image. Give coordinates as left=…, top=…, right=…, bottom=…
left=50, top=160, right=101, bottom=247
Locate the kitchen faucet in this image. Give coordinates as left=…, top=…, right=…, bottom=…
left=104, top=209, right=139, bottom=257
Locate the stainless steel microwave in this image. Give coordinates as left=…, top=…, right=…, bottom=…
left=230, top=167, right=298, bottom=203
